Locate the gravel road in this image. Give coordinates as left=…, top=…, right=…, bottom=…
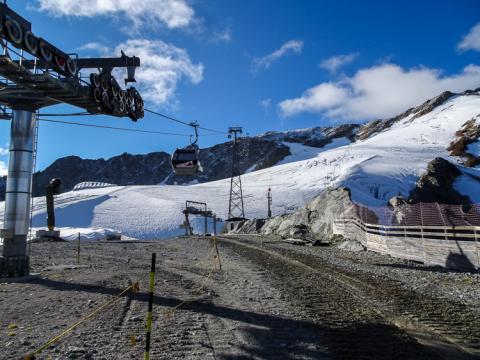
left=0, top=236, right=479, bottom=359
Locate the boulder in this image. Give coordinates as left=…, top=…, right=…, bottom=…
left=336, top=239, right=366, bottom=252
left=260, top=187, right=353, bottom=243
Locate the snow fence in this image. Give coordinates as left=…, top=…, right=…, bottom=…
left=334, top=202, right=480, bottom=271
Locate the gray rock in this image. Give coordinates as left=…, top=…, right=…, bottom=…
left=66, top=346, right=86, bottom=359
left=229, top=219, right=266, bottom=234
left=261, top=187, right=353, bottom=243
left=408, top=157, right=471, bottom=205
left=336, top=239, right=366, bottom=252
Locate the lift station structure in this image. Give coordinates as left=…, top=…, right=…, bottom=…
left=0, top=3, right=145, bottom=277
left=181, top=201, right=220, bottom=236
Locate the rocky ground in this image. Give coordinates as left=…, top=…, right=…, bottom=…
left=0, top=236, right=479, bottom=359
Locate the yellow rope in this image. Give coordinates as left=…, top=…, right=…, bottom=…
left=24, top=282, right=138, bottom=360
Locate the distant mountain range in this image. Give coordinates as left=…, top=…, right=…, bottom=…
left=0, top=89, right=479, bottom=203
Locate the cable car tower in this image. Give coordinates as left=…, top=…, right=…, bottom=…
left=227, top=127, right=245, bottom=221
left=0, top=3, right=144, bottom=277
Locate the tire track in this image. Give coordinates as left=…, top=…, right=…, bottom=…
left=217, top=236, right=478, bottom=359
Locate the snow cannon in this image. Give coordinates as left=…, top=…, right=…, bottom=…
left=46, top=178, right=62, bottom=231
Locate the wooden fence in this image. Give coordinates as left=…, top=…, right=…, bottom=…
left=333, top=216, right=480, bottom=271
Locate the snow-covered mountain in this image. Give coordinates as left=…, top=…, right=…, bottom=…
left=1, top=89, right=480, bottom=239
left=0, top=120, right=360, bottom=199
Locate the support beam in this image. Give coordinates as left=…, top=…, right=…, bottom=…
left=1, top=109, right=37, bottom=276
left=204, top=214, right=208, bottom=236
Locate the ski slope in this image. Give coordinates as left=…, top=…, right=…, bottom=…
left=1, top=94, right=480, bottom=240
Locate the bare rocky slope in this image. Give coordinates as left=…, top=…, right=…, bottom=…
left=408, top=157, right=472, bottom=205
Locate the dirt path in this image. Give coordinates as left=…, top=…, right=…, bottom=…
left=0, top=236, right=479, bottom=359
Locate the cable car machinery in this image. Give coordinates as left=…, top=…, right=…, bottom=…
left=0, top=2, right=145, bottom=277
left=181, top=201, right=219, bottom=236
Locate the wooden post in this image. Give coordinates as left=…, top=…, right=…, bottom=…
left=77, top=232, right=80, bottom=265
left=213, top=237, right=222, bottom=272
left=144, top=253, right=156, bottom=360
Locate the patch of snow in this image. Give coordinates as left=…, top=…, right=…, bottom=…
left=53, top=227, right=122, bottom=242
left=277, top=143, right=322, bottom=165
left=278, top=138, right=351, bottom=166
left=321, top=137, right=352, bottom=151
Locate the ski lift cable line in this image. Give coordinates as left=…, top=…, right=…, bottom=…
left=144, top=108, right=228, bottom=135
left=38, top=112, right=92, bottom=117
left=36, top=109, right=229, bottom=135
left=35, top=115, right=220, bottom=137
left=38, top=118, right=194, bottom=137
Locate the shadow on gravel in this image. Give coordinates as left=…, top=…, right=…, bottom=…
left=29, top=277, right=455, bottom=359
left=375, top=262, right=478, bottom=274
left=32, top=277, right=328, bottom=359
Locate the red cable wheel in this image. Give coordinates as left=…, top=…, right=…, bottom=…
left=66, top=58, right=77, bottom=77
left=54, top=55, right=66, bottom=70
left=23, top=31, right=38, bottom=55
left=39, top=42, right=53, bottom=62
left=4, top=18, right=23, bottom=45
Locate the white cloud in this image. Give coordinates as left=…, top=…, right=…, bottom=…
left=0, top=161, right=7, bottom=176
left=253, top=40, right=303, bottom=71
left=77, top=42, right=111, bottom=55
left=279, top=83, right=348, bottom=117
left=0, top=147, right=8, bottom=156
left=36, top=0, right=195, bottom=29
left=458, top=23, right=480, bottom=52
left=80, top=39, right=203, bottom=107
left=259, top=98, right=272, bottom=114
left=113, top=39, right=203, bottom=107
left=320, top=53, right=359, bottom=74
left=210, top=27, right=232, bottom=43
left=279, top=63, right=480, bottom=120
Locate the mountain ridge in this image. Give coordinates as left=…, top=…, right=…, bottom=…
left=0, top=89, right=479, bottom=201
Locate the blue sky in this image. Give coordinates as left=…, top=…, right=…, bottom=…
left=0, top=0, right=479, bottom=172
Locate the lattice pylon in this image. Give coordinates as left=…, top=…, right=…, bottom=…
left=227, top=127, right=245, bottom=220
